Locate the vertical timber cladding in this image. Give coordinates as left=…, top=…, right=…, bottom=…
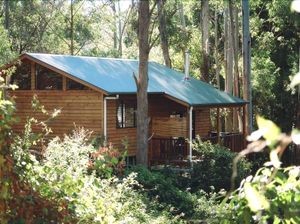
left=194, top=108, right=212, bottom=137
left=11, top=90, right=104, bottom=139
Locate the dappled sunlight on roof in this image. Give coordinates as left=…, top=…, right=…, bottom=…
left=26, top=53, right=246, bottom=106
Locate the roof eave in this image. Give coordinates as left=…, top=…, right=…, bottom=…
left=191, top=101, right=248, bottom=107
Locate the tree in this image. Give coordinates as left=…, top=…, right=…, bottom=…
left=200, top=0, right=210, bottom=82
left=214, top=9, right=220, bottom=88
left=136, top=1, right=150, bottom=166
left=157, top=0, right=171, bottom=68
left=242, top=0, right=252, bottom=134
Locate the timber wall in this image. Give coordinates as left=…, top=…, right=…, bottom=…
left=10, top=90, right=103, bottom=139
left=149, top=96, right=188, bottom=138
left=194, top=108, right=212, bottom=137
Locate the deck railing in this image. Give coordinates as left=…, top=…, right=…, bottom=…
left=202, top=132, right=245, bottom=152
left=148, top=137, right=188, bottom=165
left=149, top=133, right=245, bottom=165
left=148, top=134, right=300, bottom=166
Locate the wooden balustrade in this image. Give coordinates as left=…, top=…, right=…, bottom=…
left=202, top=133, right=245, bottom=152
left=149, top=133, right=245, bottom=165
left=148, top=137, right=188, bottom=166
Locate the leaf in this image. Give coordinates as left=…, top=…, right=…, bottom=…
left=256, top=116, right=281, bottom=144
left=291, top=129, right=300, bottom=145
left=244, top=183, right=270, bottom=212
left=270, top=150, right=281, bottom=169
left=291, top=72, right=300, bottom=88
left=291, top=0, right=300, bottom=13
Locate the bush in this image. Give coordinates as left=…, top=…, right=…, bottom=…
left=127, top=166, right=195, bottom=217
left=12, top=128, right=177, bottom=223
left=227, top=166, right=300, bottom=223
left=191, top=141, right=252, bottom=192
left=126, top=165, right=229, bottom=222
left=88, top=144, right=126, bottom=178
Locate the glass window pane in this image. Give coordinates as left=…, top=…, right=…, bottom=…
left=10, top=62, right=31, bottom=90
left=117, top=103, right=123, bottom=128
left=67, top=78, right=89, bottom=90
left=116, top=101, right=136, bottom=128
left=125, top=107, right=135, bottom=127
left=36, top=64, right=62, bottom=90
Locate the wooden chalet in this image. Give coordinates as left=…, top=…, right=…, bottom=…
left=2, top=53, right=247, bottom=165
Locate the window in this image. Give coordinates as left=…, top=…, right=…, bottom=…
left=10, top=62, right=31, bottom=90
left=117, top=101, right=136, bottom=128
left=67, top=78, right=89, bottom=90
left=170, top=111, right=184, bottom=118
left=36, top=64, right=62, bottom=90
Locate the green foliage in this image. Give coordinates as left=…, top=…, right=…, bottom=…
left=252, top=53, right=278, bottom=120
left=0, top=22, right=15, bottom=64
left=126, top=165, right=229, bottom=222
left=127, top=166, right=193, bottom=217
left=227, top=166, right=300, bottom=223
left=0, top=73, right=18, bottom=221
left=250, top=0, right=299, bottom=131
left=12, top=129, right=177, bottom=223
left=88, top=145, right=126, bottom=179
left=226, top=115, right=300, bottom=223
left=191, top=141, right=251, bottom=192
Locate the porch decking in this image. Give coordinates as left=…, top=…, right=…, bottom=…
left=148, top=133, right=245, bottom=166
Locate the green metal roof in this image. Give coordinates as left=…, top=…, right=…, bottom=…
left=25, top=53, right=246, bottom=106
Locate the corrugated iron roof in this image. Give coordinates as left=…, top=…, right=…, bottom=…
left=25, top=53, right=246, bottom=106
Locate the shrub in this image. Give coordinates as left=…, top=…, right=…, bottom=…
left=88, top=144, right=126, bottom=178
left=225, top=116, right=300, bottom=223
left=12, top=129, right=177, bottom=223
left=227, top=166, right=300, bottom=223
left=126, top=166, right=229, bottom=222
left=191, top=140, right=252, bottom=192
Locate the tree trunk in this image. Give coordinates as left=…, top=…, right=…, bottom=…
left=70, top=0, right=74, bottom=55
left=117, top=0, right=122, bottom=57
left=136, top=1, right=150, bottom=166
left=157, top=0, right=171, bottom=68
left=178, top=0, right=186, bottom=29
left=200, top=0, right=210, bottom=82
left=177, top=0, right=187, bottom=68
left=229, top=0, right=239, bottom=132
left=224, top=0, right=233, bottom=132
left=242, top=0, right=252, bottom=134
left=214, top=10, right=220, bottom=89
left=110, top=1, right=118, bottom=50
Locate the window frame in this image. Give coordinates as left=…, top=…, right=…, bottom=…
left=116, top=100, right=137, bottom=128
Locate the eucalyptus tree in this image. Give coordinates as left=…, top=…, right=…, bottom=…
left=136, top=0, right=150, bottom=166
left=157, top=0, right=171, bottom=67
